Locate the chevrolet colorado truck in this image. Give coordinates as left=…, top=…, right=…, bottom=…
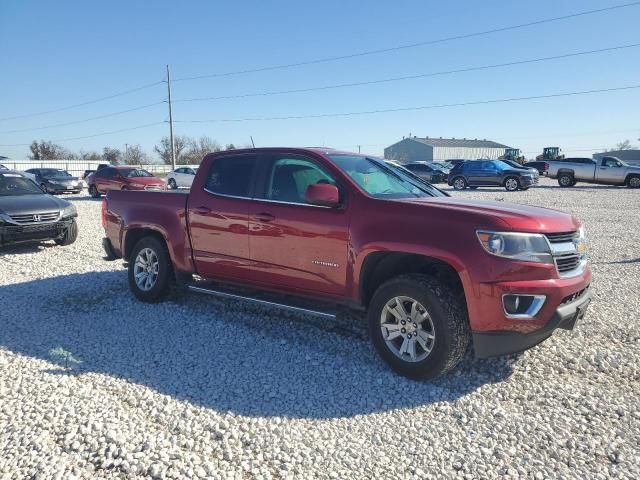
left=548, top=156, right=640, bottom=188
left=102, top=148, right=591, bottom=379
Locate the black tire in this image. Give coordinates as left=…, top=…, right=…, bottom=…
left=128, top=236, right=175, bottom=303
left=452, top=177, right=467, bottom=190
left=168, top=178, right=177, bottom=190
left=558, top=173, right=574, bottom=188
left=89, top=185, right=101, bottom=198
left=468, top=186, right=478, bottom=190
left=368, top=274, right=470, bottom=380
left=504, top=177, right=519, bottom=192
left=626, top=175, right=640, bottom=188
left=54, top=219, right=78, bottom=246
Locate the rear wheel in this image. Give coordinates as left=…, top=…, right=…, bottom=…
left=558, top=173, right=574, bottom=187
left=128, top=236, right=175, bottom=303
left=627, top=175, right=640, bottom=188
left=452, top=177, right=467, bottom=190
left=368, top=274, right=470, bottom=380
left=54, top=219, right=78, bottom=246
left=89, top=185, right=100, bottom=198
left=168, top=178, right=178, bottom=190
left=504, top=177, right=519, bottom=192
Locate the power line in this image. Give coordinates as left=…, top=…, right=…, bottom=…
left=173, top=2, right=640, bottom=82
left=173, top=43, right=640, bottom=103
left=0, top=122, right=165, bottom=147
left=0, top=101, right=165, bottom=134
left=174, top=84, right=640, bottom=124
left=0, top=81, right=164, bottom=123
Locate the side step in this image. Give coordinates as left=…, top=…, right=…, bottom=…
left=186, top=284, right=337, bottom=320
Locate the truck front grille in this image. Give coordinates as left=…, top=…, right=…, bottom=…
left=554, top=253, right=581, bottom=273
left=545, top=231, right=577, bottom=243
left=8, top=212, right=60, bottom=224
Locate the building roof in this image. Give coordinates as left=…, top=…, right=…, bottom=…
left=400, top=137, right=510, bottom=149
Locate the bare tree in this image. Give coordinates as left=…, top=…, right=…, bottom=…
left=615, top=139, right=635, bottom=151
left=154, top=135, right=191, bottom=164
left=184, top=136, right=221, bottom=164
left=29, top=140, right=74, bottom=160
left=225, top=143, right=236, bottom=151
left=79, top=150, right=102, bottom=160
left=122, top=144, right=151, bottom=165
left=102, top=147, right=122, bottom=165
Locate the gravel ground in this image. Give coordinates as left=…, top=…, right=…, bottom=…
left=1, top=177, right=638, bottom=479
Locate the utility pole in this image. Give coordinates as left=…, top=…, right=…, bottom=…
left=166, top=65, right=176, bottom=170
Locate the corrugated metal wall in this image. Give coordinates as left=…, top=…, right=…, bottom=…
left=2, top=160, right=182, bottom=177
left=384, top=140, right=433, bottom=163
left=432, top=147, right=506, bottom=160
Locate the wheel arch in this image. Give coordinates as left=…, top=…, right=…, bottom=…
left=358, top=251, right=467, bottom=310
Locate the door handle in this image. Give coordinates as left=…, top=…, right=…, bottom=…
left=254, top=212, right=275, bottom=222
left=193, top=206, right=211, bottom=215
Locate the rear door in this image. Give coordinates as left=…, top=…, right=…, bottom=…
left=187, top=153, right=259, bottom=281
left=248, top=152, right=351, bottom=296
left=95, top=167, right=118, bottom=193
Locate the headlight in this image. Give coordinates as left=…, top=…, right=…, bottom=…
left=61, top=204, right=77, bottom=218
left=476, top=231, right=553, bottom=264
left=576, top=226, right=587, bottom=258
left=49, top=180, right=62, bottom=185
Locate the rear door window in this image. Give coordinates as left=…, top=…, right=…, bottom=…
left=205, top=155, right=258, bottom=198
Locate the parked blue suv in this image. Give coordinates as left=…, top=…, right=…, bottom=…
left=447, top=160, right=539, bottom=191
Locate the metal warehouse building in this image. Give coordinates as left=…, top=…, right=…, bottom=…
left=384, top=136, right=511, bottom=163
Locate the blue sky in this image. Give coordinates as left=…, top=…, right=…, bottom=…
left=1, top=0, right=639, bottom=160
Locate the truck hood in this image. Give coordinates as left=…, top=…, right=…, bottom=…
left=0, top=194, right=69, bottom=216
left=398, top=197, right=579, bottom=232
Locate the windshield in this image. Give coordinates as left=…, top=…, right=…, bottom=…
left=0, top=173, right=43, bottom=196
left=120, top=168, right=153, bottom=178
left=40, top=168, right=71, bottom=178
left=328, top=154, right=446, bottom=198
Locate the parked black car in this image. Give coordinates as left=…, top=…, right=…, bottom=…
left=25, top=168, right=81, bottom=194
left=447, top=160, right=539, bottom=191
left=0, top=171, right=78, bottom=247
left=403, top=162, right=448, bottom=183
left=523, top=161, right=549, bottom=175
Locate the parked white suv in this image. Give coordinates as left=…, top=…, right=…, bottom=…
left=166, top=167, right=198, bottom=189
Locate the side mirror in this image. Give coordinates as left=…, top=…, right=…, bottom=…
left=305, top=183, right=340, bottom=207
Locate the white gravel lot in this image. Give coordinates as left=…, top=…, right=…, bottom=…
left=0, top=177, right=639, bottom=479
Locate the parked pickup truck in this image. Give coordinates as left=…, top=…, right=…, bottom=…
left=548, top=156, right=640, bottom=188
left=102, top=148, right=591, bottom=379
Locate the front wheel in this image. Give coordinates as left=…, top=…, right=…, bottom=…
left=452, top=177, right=467, bottom=190
left=368, top=274, right=470, bottom=380
left=128, top=236, right=175, bottom=303
left=54, top=219, right=78, bottom=246
left=627, top=175, right=640, bottom=188
left=504, top=177, right=519, bottom=192
left=89, top=185, right=100, bottom=198
left=168, top=178, right=178, bottom=190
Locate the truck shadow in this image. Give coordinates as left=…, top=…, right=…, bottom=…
left=0, top=271, right=516, bottom=419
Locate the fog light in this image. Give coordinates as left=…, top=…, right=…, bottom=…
left=502, top=294, right=546, bottom=318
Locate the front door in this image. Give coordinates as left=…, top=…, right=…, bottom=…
left=597, top=157, right=624, bottom=184
left=188, top=154, right=258, bottom=281
left=249, top=153, right=351, bottom=297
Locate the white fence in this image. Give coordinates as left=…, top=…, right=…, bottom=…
left=2, top=160, right=188, bottom=177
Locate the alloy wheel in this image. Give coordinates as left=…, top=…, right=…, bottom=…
left=505, top=178, right=518, bottom=191
left=380, top=296, right=435, bottom=363
left=133, top=248, right=160, bottom=291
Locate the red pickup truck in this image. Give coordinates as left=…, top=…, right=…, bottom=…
left=102, top=148, right=591, bottom=379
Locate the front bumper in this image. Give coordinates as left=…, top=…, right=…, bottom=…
left=45, top=184, right=82, bottom=193
left=473, top=286, right=591, bottom=358
left=520, top=176, right=539, bottom=187
left=0, top=218, right=74, bottom=246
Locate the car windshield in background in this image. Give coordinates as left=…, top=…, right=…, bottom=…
left=40, top=169, right=71, bottom=178
left=328, top=154, right=446, bottom=198
left=0, top=173, right=43, bottom=196
left=121, top=169, right=153, bottom=178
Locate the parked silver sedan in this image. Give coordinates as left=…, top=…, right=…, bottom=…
left=166, top=167, right=198, bottom=189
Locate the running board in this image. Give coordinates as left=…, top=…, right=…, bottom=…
left=187, top=284, right=337, bottom=320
